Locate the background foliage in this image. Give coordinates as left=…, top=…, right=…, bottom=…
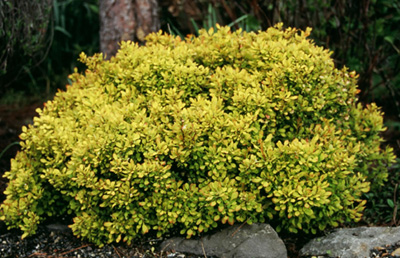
left=0, top=0, right=52, bottom=96
left=0, top=0, right=99, bottom=102
left=0, top=0, right=399, bottom=227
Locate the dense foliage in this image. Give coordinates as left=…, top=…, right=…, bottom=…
left=172, top=0, right=400, bottom=110
left=0, top=25, right=396, bottom=246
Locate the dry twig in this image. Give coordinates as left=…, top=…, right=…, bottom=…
left=200, top=240, right=207, bottom=258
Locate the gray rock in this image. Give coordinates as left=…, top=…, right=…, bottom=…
left=300, top=226, right=400, bottom=258
left=161, top=223, right=287, bottom=258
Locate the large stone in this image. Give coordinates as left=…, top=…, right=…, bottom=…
left=161, top=223, right=287, bottom=258
left=300, top=226, right=400, bottom=258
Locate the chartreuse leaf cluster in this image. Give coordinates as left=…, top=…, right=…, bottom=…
left=0, top=24, right=396, bottom=246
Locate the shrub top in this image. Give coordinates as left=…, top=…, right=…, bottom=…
left=0, top=24, right=395, bottom=246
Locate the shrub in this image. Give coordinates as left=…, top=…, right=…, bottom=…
left=0, top=24, right=396, bottom=246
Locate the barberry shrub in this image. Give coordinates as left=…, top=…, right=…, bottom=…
left=0, top=24, right=395, bottom=246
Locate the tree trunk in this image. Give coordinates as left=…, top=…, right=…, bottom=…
left=99, top=0, right=159, bottom=59
left=135, top=0, right=160, bottom=42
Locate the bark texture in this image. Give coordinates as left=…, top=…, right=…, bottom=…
left=135, top=0, right=160, bottom=41
left=99, top=0, right=159, bottom=59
